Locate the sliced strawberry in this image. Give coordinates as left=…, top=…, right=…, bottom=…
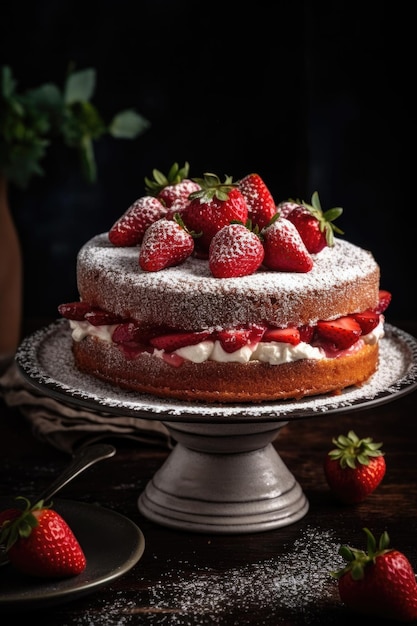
left=371, top=289, right=392, bottom=314
left=352, top=310, right=380, bottom=335
left=209, top=222, right=264, bottom=278
left=139, top=216, right=195, bottom=272
left=161, top=352, right=185, bottom=367
left=182, top=173, right=248, bottom=251
left=316, top=316, right=362, bottom=350
left=262, top=217, right=313, bottom=272
left=150, top=330, right=212, bottom=352
left=238, top=173, right=277, bottom=229
left=299, top=324, right=314, bottom=343
left=262, top=327, right=301, bottom=345
left=84, top=309, right=122, bottom=326
left=58, top=301, right=91, bottom=321
left=108, top=196, right=166, bottom=247
left=215, top=328, right=254, bottom=353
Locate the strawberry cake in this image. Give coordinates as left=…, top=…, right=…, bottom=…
left=58, top=164, right=391, bottom=404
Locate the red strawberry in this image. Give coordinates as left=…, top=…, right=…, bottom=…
left=108, top=196, right=167, bottom=247
left=139, top=215, right=195, bottom=272
left=262, top=327, right=301, bottom=345
left=372, top=289, right=392, bottom=314
left=84, top=309, right=123, bottom=326
left=181, top=173, right=249, bottom=251
left=215, top=326, right=265, bottom=353
left=238, top=173, right=277, bottom=229
left=0, top=497, right=86, bottom=578
left=209, top=222, right=264, bottom=278
left=316, top=316, right=362, bottom=350
left=150, top=330, right=212, bottom=352
left=276, top=200, right=303, bottom=218
left=332, top=527, right=417, bottom=621
left=286, top=191, right=344, bottom=253
left=144, top=161, right=201, bottom=211
left=323, top=430, right=386, bottom=504
left=352, top=309, right=380, bottom=335
left=58, top=301, right=91, bottom=320
left=262, top=216, right=313, bottom=272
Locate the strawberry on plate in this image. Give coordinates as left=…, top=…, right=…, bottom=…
left=0, top=497, right=86, bottom=579
left=286, top=191, right=344, bottom=253
left=262, top=216, right=313, bottom=272
left=209, top=222, right=264, bottom=278
left=238, top=173, right=276, bottom=229
left=181, top=173, right=249, bottom=251
left=139, top=215, right=195, bottom=272
left=108, top=195, right=167, bottom=247
left=332, top=527, right=417, bottom=621
left=323, top=430, right=386, bottom=504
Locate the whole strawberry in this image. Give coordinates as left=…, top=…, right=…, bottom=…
left=323, top=430, right=386, bottom=504
left=139, top=215, right=195, bottom=271
left=109, top=195, right=167, bottom=247
left=181, top=173, right=249, bottom=251
left=144, top=161, right=201, bottom=213
left=0, top=497, right=86, bottom=578
left=286, top=191, right=344, bottom=253
left=238, top=173, right=276, bottom=229
left=209, top=222, right=264, bottom=278
left=332, top=527, right=417, bottom=622
left=262, top=216, right=313, bottom=272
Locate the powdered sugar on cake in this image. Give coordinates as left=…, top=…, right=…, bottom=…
left=77, top=234, right=380, bottom=330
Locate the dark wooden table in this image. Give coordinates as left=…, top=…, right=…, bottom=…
left=0, top=320, right=416, bottom=625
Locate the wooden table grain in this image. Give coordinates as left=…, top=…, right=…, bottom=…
left=0, top=320, right=416, bottom=625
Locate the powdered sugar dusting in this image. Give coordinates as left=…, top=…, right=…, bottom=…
left=76, top=234, right=380, bottom=329
left=15, top=321, right=417, bottom=421
left=65, top=526, right=344, bottom=624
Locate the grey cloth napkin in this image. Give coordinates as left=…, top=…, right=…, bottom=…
left=0, top=358, right=172, bottom=454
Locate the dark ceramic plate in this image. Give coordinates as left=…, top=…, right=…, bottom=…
left=0, top=498, right=145, bottom=610
left=15, top=320, right=417, bottom=422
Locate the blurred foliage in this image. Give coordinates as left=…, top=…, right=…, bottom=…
left=0, top=65, right=150, bottom=188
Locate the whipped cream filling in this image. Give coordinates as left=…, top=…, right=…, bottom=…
left=69, top=319, right=385, bottom=365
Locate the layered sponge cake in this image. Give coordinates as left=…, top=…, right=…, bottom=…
left=58, top=165, right=390, bottom=403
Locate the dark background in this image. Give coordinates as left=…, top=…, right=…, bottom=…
left=1, top=1, right=414, bottom=323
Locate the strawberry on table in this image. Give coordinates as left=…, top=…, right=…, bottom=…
left=181, top=173, right=249, bottom=251
left=323, top=430, right=386, bottom=504
left=286, top=190, right=344, bottom=253
left=0, top=497, right=86, bottom=578
left=238, top=173, right=277, bottom=229
left=332, top=527, right=417, bottom=622
left=262, top=216, right=313, bottom=272
left=108, top=195, right=167, bottom=247
left=139, top=215, right=195, bottom=272
left=209, top=222, right=264, bottom=278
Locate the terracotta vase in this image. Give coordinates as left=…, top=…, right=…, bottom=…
left=0, top=174, right=22, bottom=363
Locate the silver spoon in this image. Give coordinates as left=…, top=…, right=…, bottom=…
left=0, top=442, right=116, bottom=566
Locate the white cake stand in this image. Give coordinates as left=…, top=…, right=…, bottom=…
left=15, top=321, right=417, bottom=534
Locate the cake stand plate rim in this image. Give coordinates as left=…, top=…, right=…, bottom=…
left=15, top=320, right=417, bottom=423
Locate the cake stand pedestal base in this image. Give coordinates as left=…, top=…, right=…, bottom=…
left=138, top=420, right=308, bottom=534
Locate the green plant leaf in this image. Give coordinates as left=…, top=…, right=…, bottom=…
left=64, top=68, right=96, bottom=105
left=109, top=109, right=150, bottom=139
